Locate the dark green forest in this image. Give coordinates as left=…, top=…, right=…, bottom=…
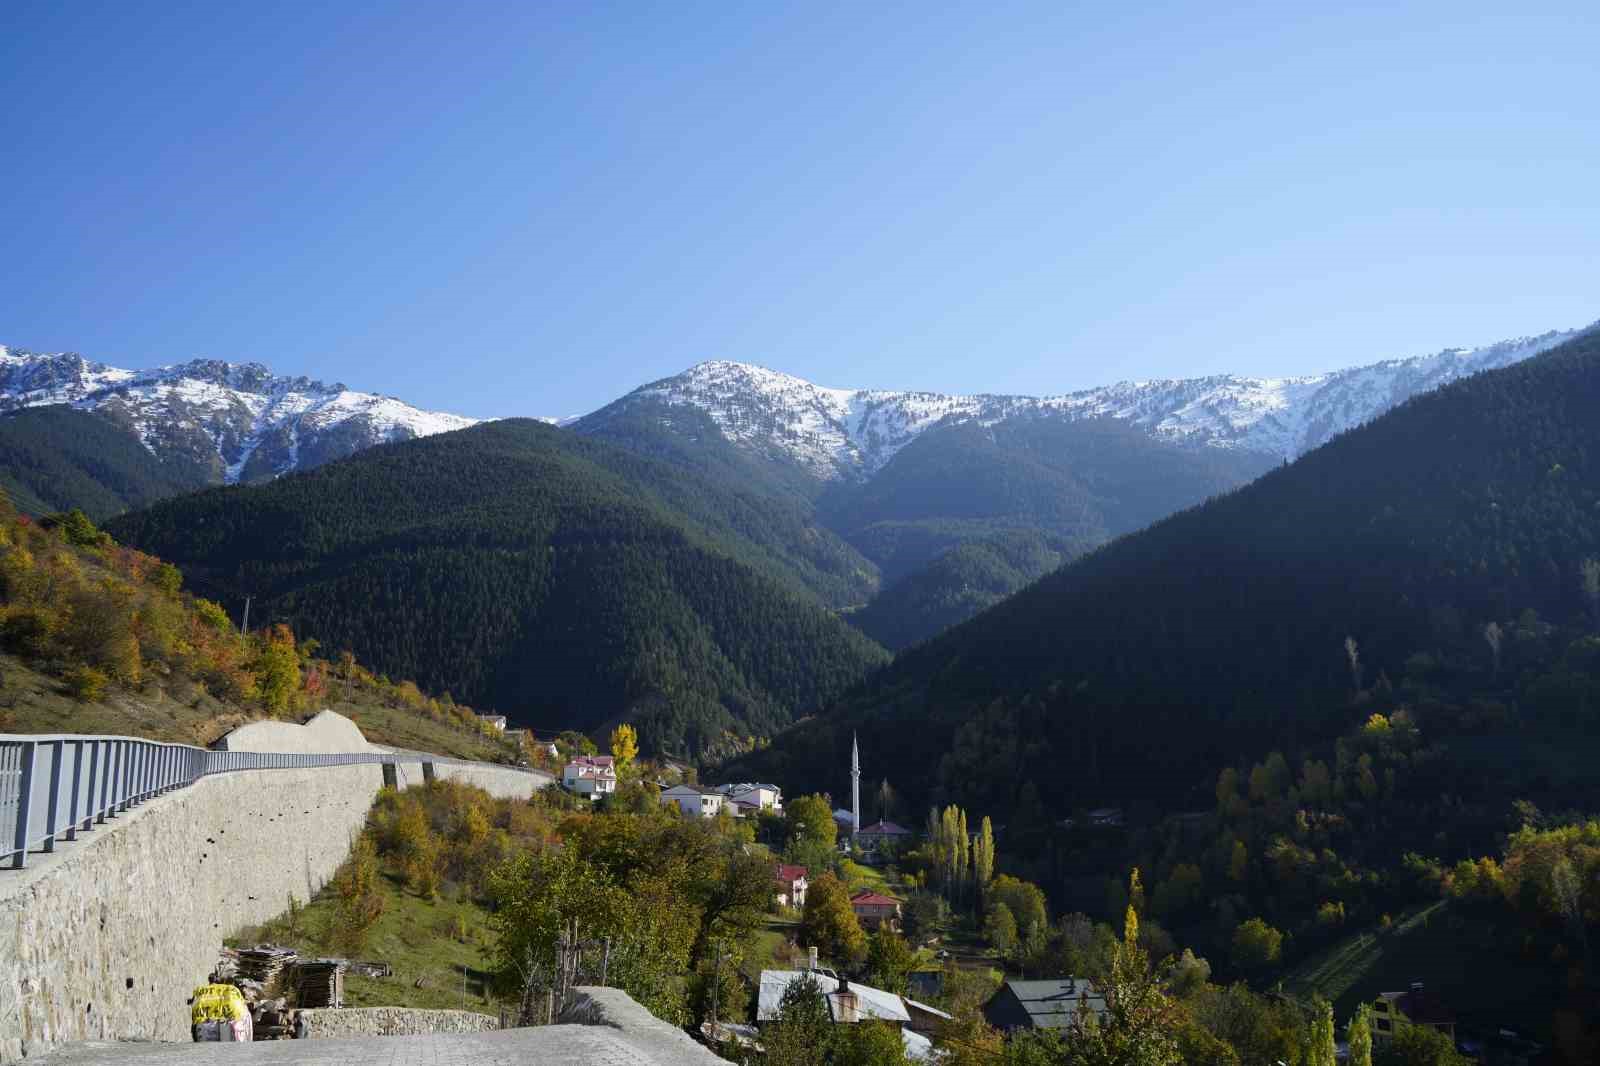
left=846, top=530, right=1071, bottom=651
left=107, top=419, right=888, bottom=756
left=0, top=406, right=211, bottom=520
left=729, top=327, right=1600, bottom=823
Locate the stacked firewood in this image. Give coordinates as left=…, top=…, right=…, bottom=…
left=291, top=959, right=347, bottom=1009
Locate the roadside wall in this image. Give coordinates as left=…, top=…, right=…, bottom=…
left=0, top=711, right=548, bottom=1062
left=297, top=1007, right=498, bottom=1038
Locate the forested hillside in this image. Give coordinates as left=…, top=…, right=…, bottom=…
left=578, top=401, right=1271, bottom=644
left=0, top=499, right=514, bottom=760
left=0, top=406, right=210, bottom=520
left=729, top=328, right=1600, bottom=819
left=107, top=419, right=889, bottom=756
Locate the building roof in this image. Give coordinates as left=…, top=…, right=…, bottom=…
left=718, top=781, right=781, bottom=796
left=757, top=971, right=909, bottom=1024
left=903, top=998, right=952, bottom=1021
left=661, top=783, right=721, bottom=797
left=571, top=754, right=615, bottom=767
left=775, top=864, right=808, bottom=883
left=832, top=808, right=855, bottom=823
left=849, top=891, right=900, bottom=907
left=990, top=979, right=1106, bottom=1030
left=857, top=820, right=912, bottom=836
left=1381, top=986, right=1455, bottom=1026
left=902, top=1029, right=934, bottom=1062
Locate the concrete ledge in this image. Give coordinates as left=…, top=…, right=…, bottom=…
left=559, top=987, right=731, bottom=1065
left=297, top=1007, right=498, bottom=1038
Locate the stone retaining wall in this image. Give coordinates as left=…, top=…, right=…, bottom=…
left=559, top=987, right=732, bottom=1066
left=296, top=1007, right=498, bottom=1039
left=0, top=711, right=549, bottom=1063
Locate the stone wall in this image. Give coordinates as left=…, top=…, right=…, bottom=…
left=297, top=1007, right=498, bottom=1038
left=0, top=712, right=549, bottom=1063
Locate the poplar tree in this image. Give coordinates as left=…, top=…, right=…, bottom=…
left=973, top=817, right=996, bottom=900
left=1305, top=998, right=1336, bottom=1066
left=1347, top=1004, right=1373, bottom=1066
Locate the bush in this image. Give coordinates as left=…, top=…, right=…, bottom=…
left=64, top=664, right=109, bottom=703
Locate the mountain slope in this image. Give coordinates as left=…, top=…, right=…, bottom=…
left=0, top=345, right=476, bottom=486
left=725, top=327, right=1600, bottom=815
left=106, top=420, right=889, bottom=756
left=579, top=324, right=1589, bottom=644
left=0, top=405, right=212, bottom=520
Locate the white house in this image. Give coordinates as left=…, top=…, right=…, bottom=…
left=562, top=754, right=617, bottom=799
left=660, top=783, right=726, bottom=819
left=718, top=781, right=784, bottom=814
left=477, top=714, right=508, bottom=732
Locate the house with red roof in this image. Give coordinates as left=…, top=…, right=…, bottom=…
left=850, top=891, right=902, bottom=931
left=774, top=864, right=808, bottom=908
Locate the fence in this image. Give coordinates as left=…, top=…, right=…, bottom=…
left=0, top=734, right=538, bottom=871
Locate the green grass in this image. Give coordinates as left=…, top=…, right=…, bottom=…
left=0, top=653, right=514, bottom=763
left=234, top=868, right=502, bottom=1014
left=1284, top=900, right=1560, bottom=1042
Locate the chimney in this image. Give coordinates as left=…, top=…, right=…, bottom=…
left=833, top=979, right=859, bottom=1024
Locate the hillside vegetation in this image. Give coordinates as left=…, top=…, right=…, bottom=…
left=0, top=498, right=513, bottom=760
left=735, top=328, right=1600, bottom=815
left=0, top=406, right=210, bottom=521
left=107, top=420, right=889, bottom=758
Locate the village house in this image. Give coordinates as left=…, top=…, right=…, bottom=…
left=774, top=864, right=808, bottom=908
left=659, top=783, right=726, bottom=819
left=848, top=891, right=902, bottom=931
left=1372, top=983, right=1456, bottom=1046
left=561, top=754, right=617, bottom=800
left=854, top=819, right=913, bottom=859
left=757, top=969, right=945, bottom=1062
left=476, top=714, right=508, bottom=732
left=717, top=781, right=784, bottom=814
left=984, top=978, right=1107, bottom=1033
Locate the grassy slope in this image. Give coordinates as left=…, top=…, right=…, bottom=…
left=0, top=654, right=512, bottom=762
left=233, top=868, right=501, bottom=1013
left=1284, top=900, right=1560, bottom=1042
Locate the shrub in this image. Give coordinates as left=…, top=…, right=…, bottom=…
left=65, top=664, right=109, bottom=703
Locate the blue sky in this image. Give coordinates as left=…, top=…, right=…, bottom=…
left=3, top=1, right=1597, bottom=418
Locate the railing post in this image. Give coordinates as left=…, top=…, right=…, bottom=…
left=80, top=740, right=99, bottom=832
left=10, top=741, right=36, bottom=869
left=114, top=741, right=128, bottom=814
left=66, top=739, right=83, bottom=840
left=99, top=741, right=114, bottom=822
left=42, top=740, right=64, bottom=853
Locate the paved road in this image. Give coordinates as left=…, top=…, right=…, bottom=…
left=41, top=1026, right=691, bottom=1066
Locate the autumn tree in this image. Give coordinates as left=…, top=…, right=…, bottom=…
left=332, top=834, right=386, bottom=952
left=801, top=871, right=866, bottom=966
left=610, top=723, right=639, bottom=772
left=1347, top=1004, right=1373, bottom=1066
left=1230, top=917, right=1283, bottom=972
left=865, top=926, right=917, bottom=996
left=984, top=902, right=1019, bottom=961
left=1060, top=868, right=1180, bottom=1066
left=973, top=816, right=996, bottom=900
left=1305, top=997, right=1336, bottom=1066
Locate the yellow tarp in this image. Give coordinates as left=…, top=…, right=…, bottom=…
left=190, top=984, right=250, bottom=1025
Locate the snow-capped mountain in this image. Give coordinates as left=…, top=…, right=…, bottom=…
left=589, top=325, right=1592, bottom=481
left=0, top=346, right=477, bottom=483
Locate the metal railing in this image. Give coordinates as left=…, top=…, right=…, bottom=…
left=1, top=734, right=540, bottom=871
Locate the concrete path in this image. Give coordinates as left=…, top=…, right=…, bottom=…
left=41, top=1025, right=692, bottom=1065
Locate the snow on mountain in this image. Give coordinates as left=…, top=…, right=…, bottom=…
left=0, top=346, right=478, bottom=483
left=596, top=325, right=1593, bottom=481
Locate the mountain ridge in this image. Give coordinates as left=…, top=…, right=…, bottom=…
left=0, top=345, right=477, bottom=485
left=593, top=325, right=1591, bottom=483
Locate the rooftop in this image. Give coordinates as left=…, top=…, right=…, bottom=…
left=994, top=978, right=1106, bottom=1029
left=757, top=971, right=909, bottom=1025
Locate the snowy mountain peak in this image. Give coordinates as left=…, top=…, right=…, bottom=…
left=0, top=345, right=478, bottom=484
left=599, top=323, right=1595, bottom=481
